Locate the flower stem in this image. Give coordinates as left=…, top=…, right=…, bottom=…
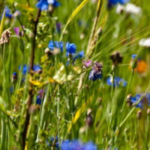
left=22, top=8, right=41, bottom=150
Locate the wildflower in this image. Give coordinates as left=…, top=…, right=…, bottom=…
left=130, top=54, right=137, bottom=70
left=86, top=109, right=93, bottom=127
left=14, top=26, right=25, bottom=37
left=110, top=51, right=123, bottom=66
left=36, top=89, right=44, bottom=105
left=46, top=136, right=59, bottom=149
left=12, top=72, right=18, bottom=83
left=18, top=65, right=42, bottom=75
left=48, top=40, right=63, bottom=52
left=108, top=0, right=129, bottom=7
left=116, top=3, right=142, bottom=15
left=56, top=22, right=61, bottom=33
left=83, top=60, right=92, bottom=68
left=36, top=95, right=42, bottom=105
left=61, top=140, right=97, bottom=150
left=73, top=51, right=84, bottom=62
left=0, top=6, right=20, bottom=19
left=18, top=65, right=28, bottom=75
left=89, top=62, right=102, bottom=81
left=137, top=110, right=142, bottom=119
left=129, top=93, right=150, bottom=108
left=134, top=58, right=147, bottom=73
left=125, top=3, right=142, bottom=15
left=0, top=29, right=11, bottom=45
left=33, top=65, right=42, bottom=72
left=66, top=42, right=77, bottom=57
left=107, top=76, right=127, bottom=87
left=139, top=38, right=150, bottom=47
left=0, top=6, right=12, bottom=19
left=36, top=0, right=60, bottom=11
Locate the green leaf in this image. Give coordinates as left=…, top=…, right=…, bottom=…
left=0, top=9, right=5, bottom=38
left=60, top=0, right=90, bottom=40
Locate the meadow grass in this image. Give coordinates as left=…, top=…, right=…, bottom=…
left=0, top=0, right=150, bottom=149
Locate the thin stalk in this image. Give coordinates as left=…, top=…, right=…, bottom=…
left=120, top=70, right=134, bottom=115
left=22, top=9, right=41, bottom=150
left=36, top=84, right=50, bottom=142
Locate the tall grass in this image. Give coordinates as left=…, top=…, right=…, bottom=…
left=0, top=0, right=150, bottom=149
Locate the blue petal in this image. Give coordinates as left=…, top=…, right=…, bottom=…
left=33, top=65, right=42, bottom=72
left=66, top=42, right=77, bottom=56
left=36, top=95, right=42, bottom=105
left=48, top=40, right=54, bottom=50
left=47, top=0, right=55, bottom=4
left=53, top=1, right=61, bottom=7
left=36, top=0, right=48, bottom=10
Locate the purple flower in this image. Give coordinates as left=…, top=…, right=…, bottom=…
left=36, top=0, right=60, bottom=11
left=14, top=26, right=25, bottom=37
left=89, top=62, right=102, bottom=81
left=56, top=22, right=61, bottom=33
left=83, top=60, right=92, bottom=67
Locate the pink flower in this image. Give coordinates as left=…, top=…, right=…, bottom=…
left=83, top=60, right=92, bottom=67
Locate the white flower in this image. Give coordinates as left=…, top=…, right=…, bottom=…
left=116, top=3, right=142, bottom=16
left=125, top=3, right=142, bottom=15
left=139, top=38, right=150, bottom=47
left=116, top=4, right=124, bottom=14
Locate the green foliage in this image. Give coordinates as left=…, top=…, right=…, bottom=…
left=0, top=0, right=150, bottom=150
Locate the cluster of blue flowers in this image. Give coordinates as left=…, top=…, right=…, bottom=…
left=36, top=0, right=60, bottom=10
left=61, top=140, right=97, bottom=150
left=48, top=40, right=84, bottom=63
left=130, top=93, right=150, bottom=108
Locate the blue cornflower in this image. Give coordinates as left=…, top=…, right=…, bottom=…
left=107, top=77, right=127, bottom=87
left=48, top=40, right=63, bottom=52
left=36, top=0, right=60, bottom=11
left=132, top=54, right=137, bottom=59
left=19, top=65, right=42, bottom=75
left=36, top=89, right=44, bottom=105
left=108, top=0, right=129, bottom=5
left=18, top=65, right=28, bottom=75
left=89, top=62, right=102, bottom=81
left=61, top=140, right=97, bottom=150
left=0, top=6, right=12, bottom=19
left=46, top=136, right=59, bottom=149
left=33, top=65, right=42, bottom=72
left=66, top=42, right=77, bottom=57
left=36, top=95, right=42, bottom=105
left=73, top=51, right=84, bottom=62
left=108, top=0, right=129, bottom=7
left=130, top=93, right=150, bottom=108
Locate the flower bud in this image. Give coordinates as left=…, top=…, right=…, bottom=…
left=137, top=110, right=142, bottom=120
left=147, top=109, right=150, bottom=116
